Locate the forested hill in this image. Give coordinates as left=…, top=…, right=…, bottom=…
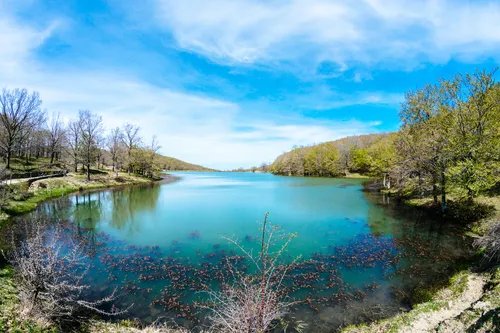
left=271, top=69, right=500, bottom=209
left=156, top=155, right=216, bottom=171
left=270, top=133, right=396, bottom=177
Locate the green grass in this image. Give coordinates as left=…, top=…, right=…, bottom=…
left=6, top=157, right=64, bottom=175
left=0, top=266, right=58, bottom=332
left=0, top=172, right=162, bottom=220
left=403, top=196, right=496, bottom=224
left=344, top=173, right=372, bottom=179
left=0, top=267, right=16, bottom=332
left=3, top=187, right=78, bottom=216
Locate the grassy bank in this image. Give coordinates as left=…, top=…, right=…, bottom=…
left=341, top=267, right=499, bottom=333
left=343, top=173, right=372, bottom=179
left=0, top=170, right=177, bottom=223
left=340, top=191, right=500, bottom=333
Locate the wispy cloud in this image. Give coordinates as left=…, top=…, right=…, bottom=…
left=154, top=0, right=500, bottom=74
left=0, top=10, right=384, bottom=169
left=288, top=87, right=404, bottom=111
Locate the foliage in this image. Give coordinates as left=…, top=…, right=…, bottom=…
left=156, top=155, right=215, bottom=172
left=395, top=69, right=500, bottom=206
left=271, top=69, right=500, bottom=215
left=270, top=134, right=390, bottom=177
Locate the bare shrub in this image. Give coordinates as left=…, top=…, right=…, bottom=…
left=4, top=222, right=126, bottom=328
left=206, top=213, right=304, bottom=333
left=475, top=221, right=500, bottom=264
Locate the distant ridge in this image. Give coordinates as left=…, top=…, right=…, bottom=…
left=157, top=155, right=216, bottom=172
left=270, top=133, right=393, bottom=177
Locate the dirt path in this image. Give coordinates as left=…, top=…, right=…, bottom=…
left=1, top=177, right=32, bottom=185
left=408, top=273, right=487, bottom=332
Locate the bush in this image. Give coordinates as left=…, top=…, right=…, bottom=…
left=206, top=213, right=303, bottom=333
left=4, top=222, right=126, bottom=329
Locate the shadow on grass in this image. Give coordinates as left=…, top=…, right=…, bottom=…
left=409, top=199, right=495, bottom=224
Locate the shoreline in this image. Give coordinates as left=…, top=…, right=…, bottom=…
left=1, top=173, right=497, bottom=333
left=0, top=172, right=182, bottom=223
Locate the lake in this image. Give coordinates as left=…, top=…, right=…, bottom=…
left=9, top=172, right=471, bottom=332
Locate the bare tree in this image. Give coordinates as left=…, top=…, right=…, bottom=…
left=149, top=135, right=161, bottom=177
left=122, top=123, right=141, bottom=175
left=95, top=134, right=105, bottom=170
left=67, top=118, right=83, bottom=173
left=107, top=127, right=123, bottom=176
left=47, top=112, right=65, bottom=165
left=79, top=110, right=103, bottom=181
left=4, top=223, right=126, bottom=328
left=0, top=88, right=44, bottom=168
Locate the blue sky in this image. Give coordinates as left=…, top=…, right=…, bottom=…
left=1, top=0, right=499, bottom=169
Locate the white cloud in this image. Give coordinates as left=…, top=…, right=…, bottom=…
left=0, top=7, right=386, bottom=169
left=154, top=0, right=500, bottom=72
left=13, top=70, right=381, bottom=169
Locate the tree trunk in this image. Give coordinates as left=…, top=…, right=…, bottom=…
left=432, top=172, right=438, bottom=204
left=128, top=151, right=131, bottom=175
left=441, top=169, right=446, bottom=213
left=50, top=152, right=55, bottom=165
left=87, top=163, right=90, bottom=181
left=6, top=149, right=11, bottom=169
left=468, top=188, right=474, bottom=202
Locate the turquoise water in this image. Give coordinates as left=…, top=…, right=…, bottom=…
left=14, top=172, right=469, bottom=331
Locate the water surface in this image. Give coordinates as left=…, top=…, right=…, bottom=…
left=12, top=172, right=470, bottom=332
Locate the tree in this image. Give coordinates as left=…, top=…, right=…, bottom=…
left=445, top=70, right=500, bottom=200
left=397, top=83, right=452, bottom=210
left=79, top=110, right=103, bottom=181
left=47, top=112, right=65, bottom=165
left=122, top=123, right=141, bottom=175
left=149, top=135, right=161, bottom=177
left=107, top=127, right=124, bottom=176
left=67, top=118, right=83, bottom=173
left=95, top=134, right=105, bottom=170
left=0, top=88, right=44, bottom=168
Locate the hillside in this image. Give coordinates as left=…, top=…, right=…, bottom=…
left=270, top=133, right=394, bottom=177
left=156, top=155, right=216, bottom=172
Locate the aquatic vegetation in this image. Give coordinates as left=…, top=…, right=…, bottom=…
left=189, top=231, right=200, bottom=239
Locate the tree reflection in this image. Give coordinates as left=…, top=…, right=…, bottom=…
left=109, top=184, right=161, bottom=234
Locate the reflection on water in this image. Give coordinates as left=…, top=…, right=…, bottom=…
left=4, top=173, right=472, bottom=332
